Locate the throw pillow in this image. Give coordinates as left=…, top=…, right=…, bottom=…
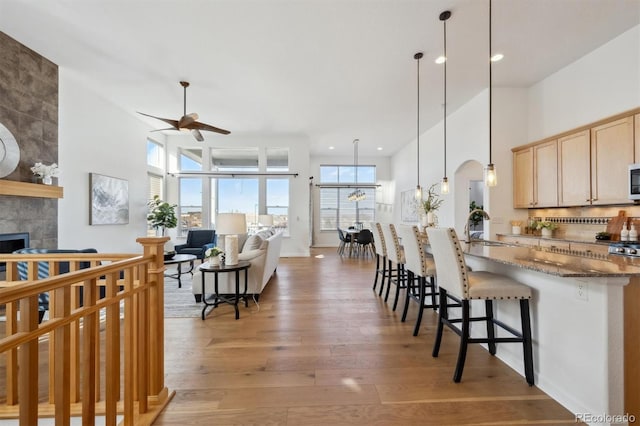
left=242, top=234, right=264, bottom=253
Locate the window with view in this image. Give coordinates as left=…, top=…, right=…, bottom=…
left=179, top=148, right=203, bottom=236
left=319, top=165, right=375, bottom=231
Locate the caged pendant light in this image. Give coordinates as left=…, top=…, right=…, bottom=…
left=414, top=52, right=424, bottom=200
left=439, top=10, right=451, bottom=195
left=484, top=0, right=498, bottom=187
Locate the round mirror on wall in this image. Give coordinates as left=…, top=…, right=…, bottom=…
left=0, top=123, right=19, bottom=178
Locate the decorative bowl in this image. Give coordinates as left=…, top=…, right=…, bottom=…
left=164, top=250, right=176, bottom=260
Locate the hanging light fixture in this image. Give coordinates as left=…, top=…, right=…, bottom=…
left=439, top=10, right=451, bottom=195
left=484, top=0, right=497, bottom=187
left=348, top=138, right=366, bottom=202
left=414, top=52, right=423, bottom=200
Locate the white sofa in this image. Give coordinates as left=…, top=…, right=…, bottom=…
left=192, top=229, right=282, bottom=302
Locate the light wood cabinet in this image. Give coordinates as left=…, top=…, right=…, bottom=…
left=538, top=238, right=570, bottom=250
left=590, top=116, right=634, bottom=205
left=558, top=130, right=591, bottom=206
left=512, top=140, right=558, bottom=208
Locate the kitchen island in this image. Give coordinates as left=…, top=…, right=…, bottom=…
left=460, top=241, right=639, bottom=425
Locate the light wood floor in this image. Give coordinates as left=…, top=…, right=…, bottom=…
left=155, top=247, right=579, bottom=425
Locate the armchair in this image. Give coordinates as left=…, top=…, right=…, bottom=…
left=174, top=229, right=217, bottom=260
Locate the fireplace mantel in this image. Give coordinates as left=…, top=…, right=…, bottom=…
left=0, top=180, right=63, bottom=198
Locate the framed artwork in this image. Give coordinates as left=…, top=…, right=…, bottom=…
left=401, top=189, right=419, bottom=222
left=90, top=173, right=129, bottom=225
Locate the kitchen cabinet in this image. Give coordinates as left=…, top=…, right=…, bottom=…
left=512, top=140, right=558, bottom=208
left=538, top=238, right=570, bottom=250
left=497, top=234, right=539, bottom=247
left=635, top=114, right=640, bottom=160
left=590, top=116, right=634, bottom=205
left=558, top=130, right=591, bottom=206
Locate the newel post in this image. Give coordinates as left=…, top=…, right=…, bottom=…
left=136, top=236, right=170, bottom=403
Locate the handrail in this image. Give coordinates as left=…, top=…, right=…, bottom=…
left=0, top=237, right=174, bottom=426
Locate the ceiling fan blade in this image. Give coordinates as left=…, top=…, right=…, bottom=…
left=191, top=129, right=204, bottom=142
left=150, top=128, right=177, bottom=132
left=137, top=111, right=179, bottom=129
left=178, top=112, right=199, bottom=129
left=186, top=121, right=231, bottom=135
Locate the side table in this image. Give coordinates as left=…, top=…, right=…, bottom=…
left=164, top=254, right=197, bottom=288
left=199, top=260, right=251, bottom=320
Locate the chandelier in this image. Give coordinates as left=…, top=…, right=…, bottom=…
left=348, top=138, right=366, bottom=202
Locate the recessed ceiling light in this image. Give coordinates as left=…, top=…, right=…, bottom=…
left=329, top=146, right=335, bottom=150
left=435, top=56, right=446, bottom=64
left=377, top=147, right=383, bottom=151
left=490, top=53, right=504, bottom=62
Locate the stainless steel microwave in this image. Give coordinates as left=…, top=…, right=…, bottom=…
left=630, top=164, right=640, bottom=200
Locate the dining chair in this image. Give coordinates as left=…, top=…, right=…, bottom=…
left=396, top=224, right=437, bottom=336
left=337, top=228, right=353, bottom=256
left=372, top=223, right=388, bottom=293
left=379, top=224, right=406, bottom=311
left=426, top=227, right=534, bottom=385
left=355, top=228, right=374, bottom=257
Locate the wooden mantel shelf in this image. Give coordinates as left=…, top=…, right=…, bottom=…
left=0, top=179, right=63, bottom=198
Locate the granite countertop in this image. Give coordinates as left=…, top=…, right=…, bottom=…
left=462, top=241, right=640, bottom=277
left=495, top=233, right=613, bottom=246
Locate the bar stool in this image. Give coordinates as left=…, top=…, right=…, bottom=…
left=396, top=224, right=437, bottom=336
left=372, top=223, right=388, bottom=293
left=380, top=223, right=406, bottom=310
left=426, top=227, right=534, bottom=385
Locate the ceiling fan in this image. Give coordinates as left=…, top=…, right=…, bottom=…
left=138, top=81, right=230, bottom=141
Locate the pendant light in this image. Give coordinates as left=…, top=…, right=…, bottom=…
left=484, top=0, right=497, bottom=187
left=439, top=10, right=451, bottom=195
left=414, top=52, right=423, bottom=200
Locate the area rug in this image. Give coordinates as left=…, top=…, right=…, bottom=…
left=163, top=267, right=202, bottom=318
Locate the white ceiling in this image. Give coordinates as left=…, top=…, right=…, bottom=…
left=1, top=0, right=639, bottom=157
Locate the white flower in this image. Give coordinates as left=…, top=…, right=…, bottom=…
left=31, top=162, right=60, bottom=178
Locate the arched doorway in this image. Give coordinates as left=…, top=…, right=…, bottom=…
left=454, top=160, right=484, bottom=237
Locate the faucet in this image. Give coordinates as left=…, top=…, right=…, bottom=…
left=464, top=209, right=491, bottom=243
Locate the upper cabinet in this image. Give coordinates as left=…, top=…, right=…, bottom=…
left=513, top=109, right=638, bottom=209
left=558, top=130, right=590, bottom=206
left=513, top=140, right=558, bottom=208
left=590, top=116, right=634, bottom=205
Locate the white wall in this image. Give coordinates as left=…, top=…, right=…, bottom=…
left=165, top=133, right=311, bottom=257
left=58, top=70, right=154, bottom=253
left=310, top=154, right=391, bottom=247
left=390, top=87, right=528, bottom=238
left=528, top=25, right=640, bottom=141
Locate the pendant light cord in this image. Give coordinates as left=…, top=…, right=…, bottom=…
left=443, top=17, right=447, bottom=178
left=489, top=0, right=493, bottom=165
left=416, top=53, right=421, bottom=188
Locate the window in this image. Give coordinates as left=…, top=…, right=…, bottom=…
left=319, top=165, right=376, bottom=231
left=266, top=147, right=289, bottom=172
left=147, top=139, right=164, bottom=168
left=267, top=178, right=289, bottom=234
left=147, top=173, right=164, bottom=236
left=179, top=148, right=203, bottom=236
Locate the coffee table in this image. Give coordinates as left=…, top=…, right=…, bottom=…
left=199, top=260, right=251, bottom=320
left=164, top=254, right=197, bottom=288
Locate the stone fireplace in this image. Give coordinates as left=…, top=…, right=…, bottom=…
left=0, top=31, right=59, bottom=248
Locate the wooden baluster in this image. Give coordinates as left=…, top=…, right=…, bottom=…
left=81, top=277, right=97, bottom=422
left=122, top=267, right=135, bottom=426
left=105, top=271, right=120, bottom=425
left=53, top=280, right=71, bottom=425
left=5, top=261, right=18, bottom=406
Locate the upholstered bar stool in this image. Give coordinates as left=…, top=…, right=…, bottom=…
left=380, top=224, right=406, bottom=310
left=426, top=227, right=534, bottom=385
left=396, top=224, right=437, bottom=336
left=372, top=223, right=388, bottom=293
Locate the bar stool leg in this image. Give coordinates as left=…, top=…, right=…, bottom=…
left=485, top=300, right=497, bottom=355
left=453, top=299, right=471, bottom=383
left=373, top=253, right=381, bottom=290
left=392, top=265, right=405, bottom=311
left=520, top=299, right=535, bottom=386
left=432, top=288, right=448, bottom=357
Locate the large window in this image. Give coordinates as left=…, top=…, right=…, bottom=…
left=319, top=165, right=376, bottom=231
left=147, top=139, right=164, bottom=169
left=179, top=148, right=203, bottom=236
left=177, top=146, right=290, bottom=236
left=147, top=139, right=165, bottom=236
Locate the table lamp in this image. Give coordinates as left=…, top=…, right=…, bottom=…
left=258, top=214, right=274, bottom=228
left=216, top=213, right=247, bottom=265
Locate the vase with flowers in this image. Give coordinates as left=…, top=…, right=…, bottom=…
left=30, top=162, right=59, bottom=185
left=421, top=183, right=444, bottom=227
left=205, top=246, right=224, bottom=266
left=535, top=220, right=558, bottom=238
